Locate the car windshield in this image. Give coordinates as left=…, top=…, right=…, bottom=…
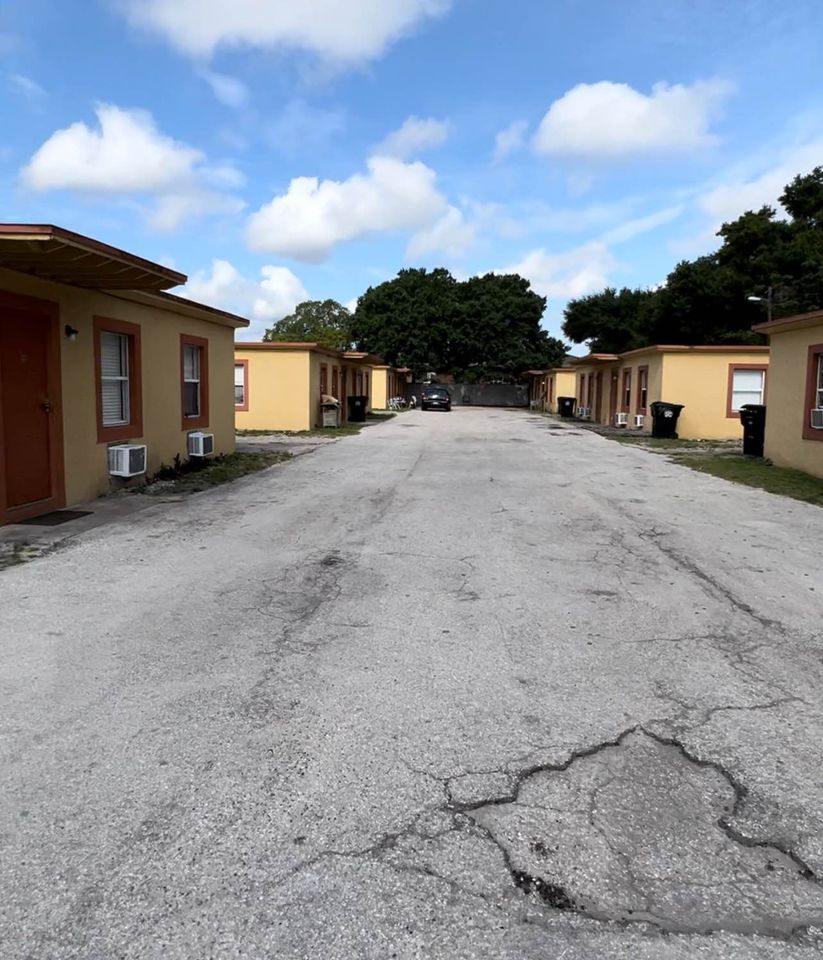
left=424, top=388, right=449, bottom=396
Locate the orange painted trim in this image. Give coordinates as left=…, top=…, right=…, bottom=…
left=0, top=289, right=65, bottom=524
left=725, top=363, right=768, bottom=419
left=234, top=358, right=249, bottom=412
left=636, top=365, right=649, bottom=414
left=802, top=343, right=823, bottom=443
left=94, top=316, right=144, bottom=445
left=180, top=333, right=209, bottom=430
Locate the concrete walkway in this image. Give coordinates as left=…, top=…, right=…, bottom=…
left=2, top=408, right=823, bottom=958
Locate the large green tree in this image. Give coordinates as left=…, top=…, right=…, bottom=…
left=263, top=299, right=352, bottom=351
left=351, top=268, right=565, bottom=379
left=562, top=166, right=823, bottom=351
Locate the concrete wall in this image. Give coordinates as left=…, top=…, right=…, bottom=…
left=764, top=324, right=823, bottom=478
left=406, top=382, right=528, bottom=407
left=0, top=266, right=237, bottom=508
left=371, top=367, right=389, bottom=409
left=234, top=348, right=312, bottom=432
left=548, top=370, right=577, bottom=413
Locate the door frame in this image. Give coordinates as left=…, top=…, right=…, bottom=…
left=0, top=289, right=66, bottom=525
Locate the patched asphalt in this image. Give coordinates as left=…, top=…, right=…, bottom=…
left=2, top=408, right=823, bottom=959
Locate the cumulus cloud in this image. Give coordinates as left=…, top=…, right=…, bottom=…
left=202, top=70, right=248, bottom=108
left=20, top=103, right=243, bottom=231
left=493, top=120, right=528, bottom=162
left=182, top=259, right=309, bottom=339
left=122, top=0, right=451, bottom=61
left=376, top=116, right=450, bottom=159
left=246, top=155, right=447, bottom=261
left=407, top=205, right=475, bottom=259
left=504, top=242, right=616, bottom=300
left=21, top=103, right=201, bottom=192
left=534, top=79, right=731, bottom=159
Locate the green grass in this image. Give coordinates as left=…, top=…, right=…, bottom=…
left=670, top=455, right=823, bottom=507
left=145, top=451, right=292, bottom=495
left=236, top=423, right=365, bottom=438
left=609, top=435, right=726, bottom=450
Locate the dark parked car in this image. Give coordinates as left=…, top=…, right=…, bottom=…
left=421, top=386, right=452, bottom=411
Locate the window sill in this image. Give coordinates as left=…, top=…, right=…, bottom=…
left=98, top=422, right=143, bottom=444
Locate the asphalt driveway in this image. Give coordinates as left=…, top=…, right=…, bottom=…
left=2, top=408, right=823, bottom=959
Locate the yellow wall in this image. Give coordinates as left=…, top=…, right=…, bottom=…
left=549, top=370, right=577, bottom=412
left=661, top=350, right=768, bottom=440
left=371, top=367, right=389, bottom=409
left=0, top=267, right=237, bottom=508
left=234, top=348, right=312, bottom=432
left=763, top=325, right=823, bottom=477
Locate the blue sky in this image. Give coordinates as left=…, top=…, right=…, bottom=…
left=2, top=0, right=822, bottom=340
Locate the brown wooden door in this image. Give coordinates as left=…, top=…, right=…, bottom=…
left=608, top=372, right=618, bottom=425
left=0, top=299, right=64, bottom=522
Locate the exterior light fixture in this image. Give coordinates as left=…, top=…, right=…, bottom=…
left=64, top=325, right=79, bottom=341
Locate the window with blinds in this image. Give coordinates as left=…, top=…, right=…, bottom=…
left=816, top=357, right=823, bottom=409
left=183, top=344, right=201, bottom=417
left=100, top=331, right=130, bottom=425
left=731, top=369, right=765, bottom=411
left=234, top=363, right=246, bottom=406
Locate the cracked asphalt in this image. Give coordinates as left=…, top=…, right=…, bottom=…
left=2, top=407, right=823, bottom=959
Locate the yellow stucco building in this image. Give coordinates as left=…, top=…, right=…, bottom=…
left=526, top=366, right=578, bottom=413
left=566, top=345, right=770, bottom=440
left=234, top=343, right=384, bottom=431
left=0, top=224, right=248, bottom=525
left=755, top=310, right=823, bottom=479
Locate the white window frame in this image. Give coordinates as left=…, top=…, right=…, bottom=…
left=183, top=344, right=201, bottom=419
left=234, top=362, right=246, bottom=408
left=730, top=368, right=766, bottom=413
left=100, top=331, right=130, bottom=426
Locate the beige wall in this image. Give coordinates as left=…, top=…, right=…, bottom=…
left=764, top=325, right=823, bottom=477
left=548, top=370, right=577, bottom=413
left=661, top=350, right=768, bottom=440
left=0, top=267, right=237, bottom=508
left=234, top=348, right=312, bottom=432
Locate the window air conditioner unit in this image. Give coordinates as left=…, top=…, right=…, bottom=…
left=615, top=412, right=629, bottom=427
left=575, top=406, right=584, bottom=417
left=188, top=431, right=215, bottom=457
left=634, top=414, right=645, bottom=428
left=811, top=409, right=823, bottom=430
left=108, top=444, right=147, bottom=478
left=582, top=407, right=592, bottom=420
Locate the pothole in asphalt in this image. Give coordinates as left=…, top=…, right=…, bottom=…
left=320, top=553, right=345, bottom=567
left=469, top=730, right=823, bottom=936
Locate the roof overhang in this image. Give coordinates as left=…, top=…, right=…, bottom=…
left=753, top=310, right=823, bottom=336
left=113, top=290, right=249, bottom=329
left=0, top=224, right=186, bottom=291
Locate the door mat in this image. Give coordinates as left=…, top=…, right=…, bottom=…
left=18, top=510, right=93, bottom=526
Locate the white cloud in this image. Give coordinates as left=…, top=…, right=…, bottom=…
left=8, top=73, right=46, bottom=101
left=493, top=120, right=527, bottom=162
left=697, top=142, right=823, bottom=226
left=246, top=155, right=447, bottom=261
left=123, top=0, right=451, bottom=61
left=344, top=297, right=359, bottom=314
left=407, top=205, right=475, bottom=259
left=504, top=242, right=616, bottom=300
left=376, top=116, right=450, bottom=159
left=599, top=204, right=684, bottom=244
left=534, top=79, right=731, bottom=159
left=202, top=70, right=248, bottom=108
left=20, top=103, right=243, bottom=231
left=21, top=103, right=201, bottom=192
left=182, top=259, right=309, bottom=339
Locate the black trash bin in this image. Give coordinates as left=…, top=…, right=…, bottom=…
left=650, top=401, right=684, bottom=439
left=558, top=396, right=576, bottom=418
left=739, top=404, right=766, bottom=457
left=347, top=395, right=368, bottom=423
